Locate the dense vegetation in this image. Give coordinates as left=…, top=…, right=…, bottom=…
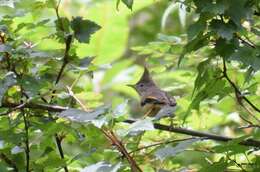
left=0, top=0, right=259, bottom=171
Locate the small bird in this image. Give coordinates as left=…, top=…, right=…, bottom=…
left=128, top=67, right=177, bottom=118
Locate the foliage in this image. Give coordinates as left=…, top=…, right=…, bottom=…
left=0, top=0, right=259, bottom=171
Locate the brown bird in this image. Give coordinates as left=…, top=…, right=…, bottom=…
left=128, top=67, right=177, bottom=118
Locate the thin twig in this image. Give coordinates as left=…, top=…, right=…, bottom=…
left=222, top=59, right=260, bottom=122
left=129, top=137, right=195, bottom=154
left=66, top=89, right=142, bottom=171
left=49, top=1, right=71, bottom=171
left=226, top=154, right=247, bottom=172
left=236, top=35, right=256, bottom=49
left=2, top=102, right=260, bottom=148
left=21, top=109, right=30, bottom=172
left=66, top=86, right=88, bottom=111
left=101, top=129, right=143, bottom=172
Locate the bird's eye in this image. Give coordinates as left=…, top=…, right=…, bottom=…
left=139, top=84, right=144, bottom=87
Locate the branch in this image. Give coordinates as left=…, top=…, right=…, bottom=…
left=48, top=2, right=71, bottom=171
left=65, top=88, right=142, bottom=172
left=1, top=102, right=260, bottom=148
left=222, top=59, right=260, bottom=123
left=0, top=153, right=19, bottom=172
left=124, top=120, right=260, bottom=148
left=102, top=130, right=142, bottom=172
left=54, top=133, right=68, bottom=172
left=22, top=110, right=30, bottom=172
left=236, top=35, right=256, bottom=49
left=129, top=137, right=195, bottom=154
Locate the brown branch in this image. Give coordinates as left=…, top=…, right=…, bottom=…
left=102, top=130, right=142, bottom=172
left=1, top=102, right=260, bottom=148
left=222, top=59, right=260, bottom=123
left=0, top=153, right=19, bottom=172
left=124, top=120, right=260, bottom=148
left=65, top=87, right=142, bottom=171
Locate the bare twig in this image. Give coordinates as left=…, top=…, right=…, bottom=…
left=66, top=86, right=88, bottom=111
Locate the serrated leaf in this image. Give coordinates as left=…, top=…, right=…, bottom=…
left=0, top=72, right=17, bottom=106
left=210, top=20, right=237, bottom=40
left=59, top=106, right=109, bottom=128
left=81, top=161, right=121, bottom=172
left=127, top=119, right=154, bottom=135
left=230, top=46, right=260, bottom=71
left=187, top=19, right=206, bottom=41
left=71, top=17, right=101, bottom=43
left=155, top=138, right=200, bottom=161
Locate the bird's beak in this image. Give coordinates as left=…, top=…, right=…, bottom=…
left=126, top=84, right=135, bottom=89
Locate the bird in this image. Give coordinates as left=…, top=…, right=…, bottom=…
left=128, top=67, right=177, bottom=118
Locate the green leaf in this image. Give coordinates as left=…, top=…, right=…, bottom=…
left=154, top=105, right=176, bottom=120
left=46, top=0, right=57, bottom=8
left=126, top=119, right=154, bottom=135
left=155, top=138, right=200, bottom=161
left=0, top=44, right=12, bottom=53
left=122, top=0, right=133, bottom=10
left=230, top=46, right=260, bottom=71
left=59, top=106, right=109, bottom=128
left=215, top=38, right=238, bottom=58
left=200, top=157, right=228, bottom=172
left=71, top=17, right=101, bottom=43
left=55, top=17, right=71, bottom=36
left=178, top=34, right=209, bottom=66
left=0, top=72, right=16, bottom=106
left=112, top=100, right=128, bottom=117
left=82, top=161, right=121, bottom=172
left=209, top=20, right=237, bottom=40
left=201, top=2, right=226, bottom=15
left=187, top=19, right=206, bottom=41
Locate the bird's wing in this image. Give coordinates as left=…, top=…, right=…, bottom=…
left=165, top=92, right=177, bottom=106
left=141, top=95, right=166, bottom=106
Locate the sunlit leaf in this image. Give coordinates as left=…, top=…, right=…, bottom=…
left=81, top=161, right=121, bottom=172
left=126, top=119, right=154, bottom=135
left=155, top=138, right=200, bottom=161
